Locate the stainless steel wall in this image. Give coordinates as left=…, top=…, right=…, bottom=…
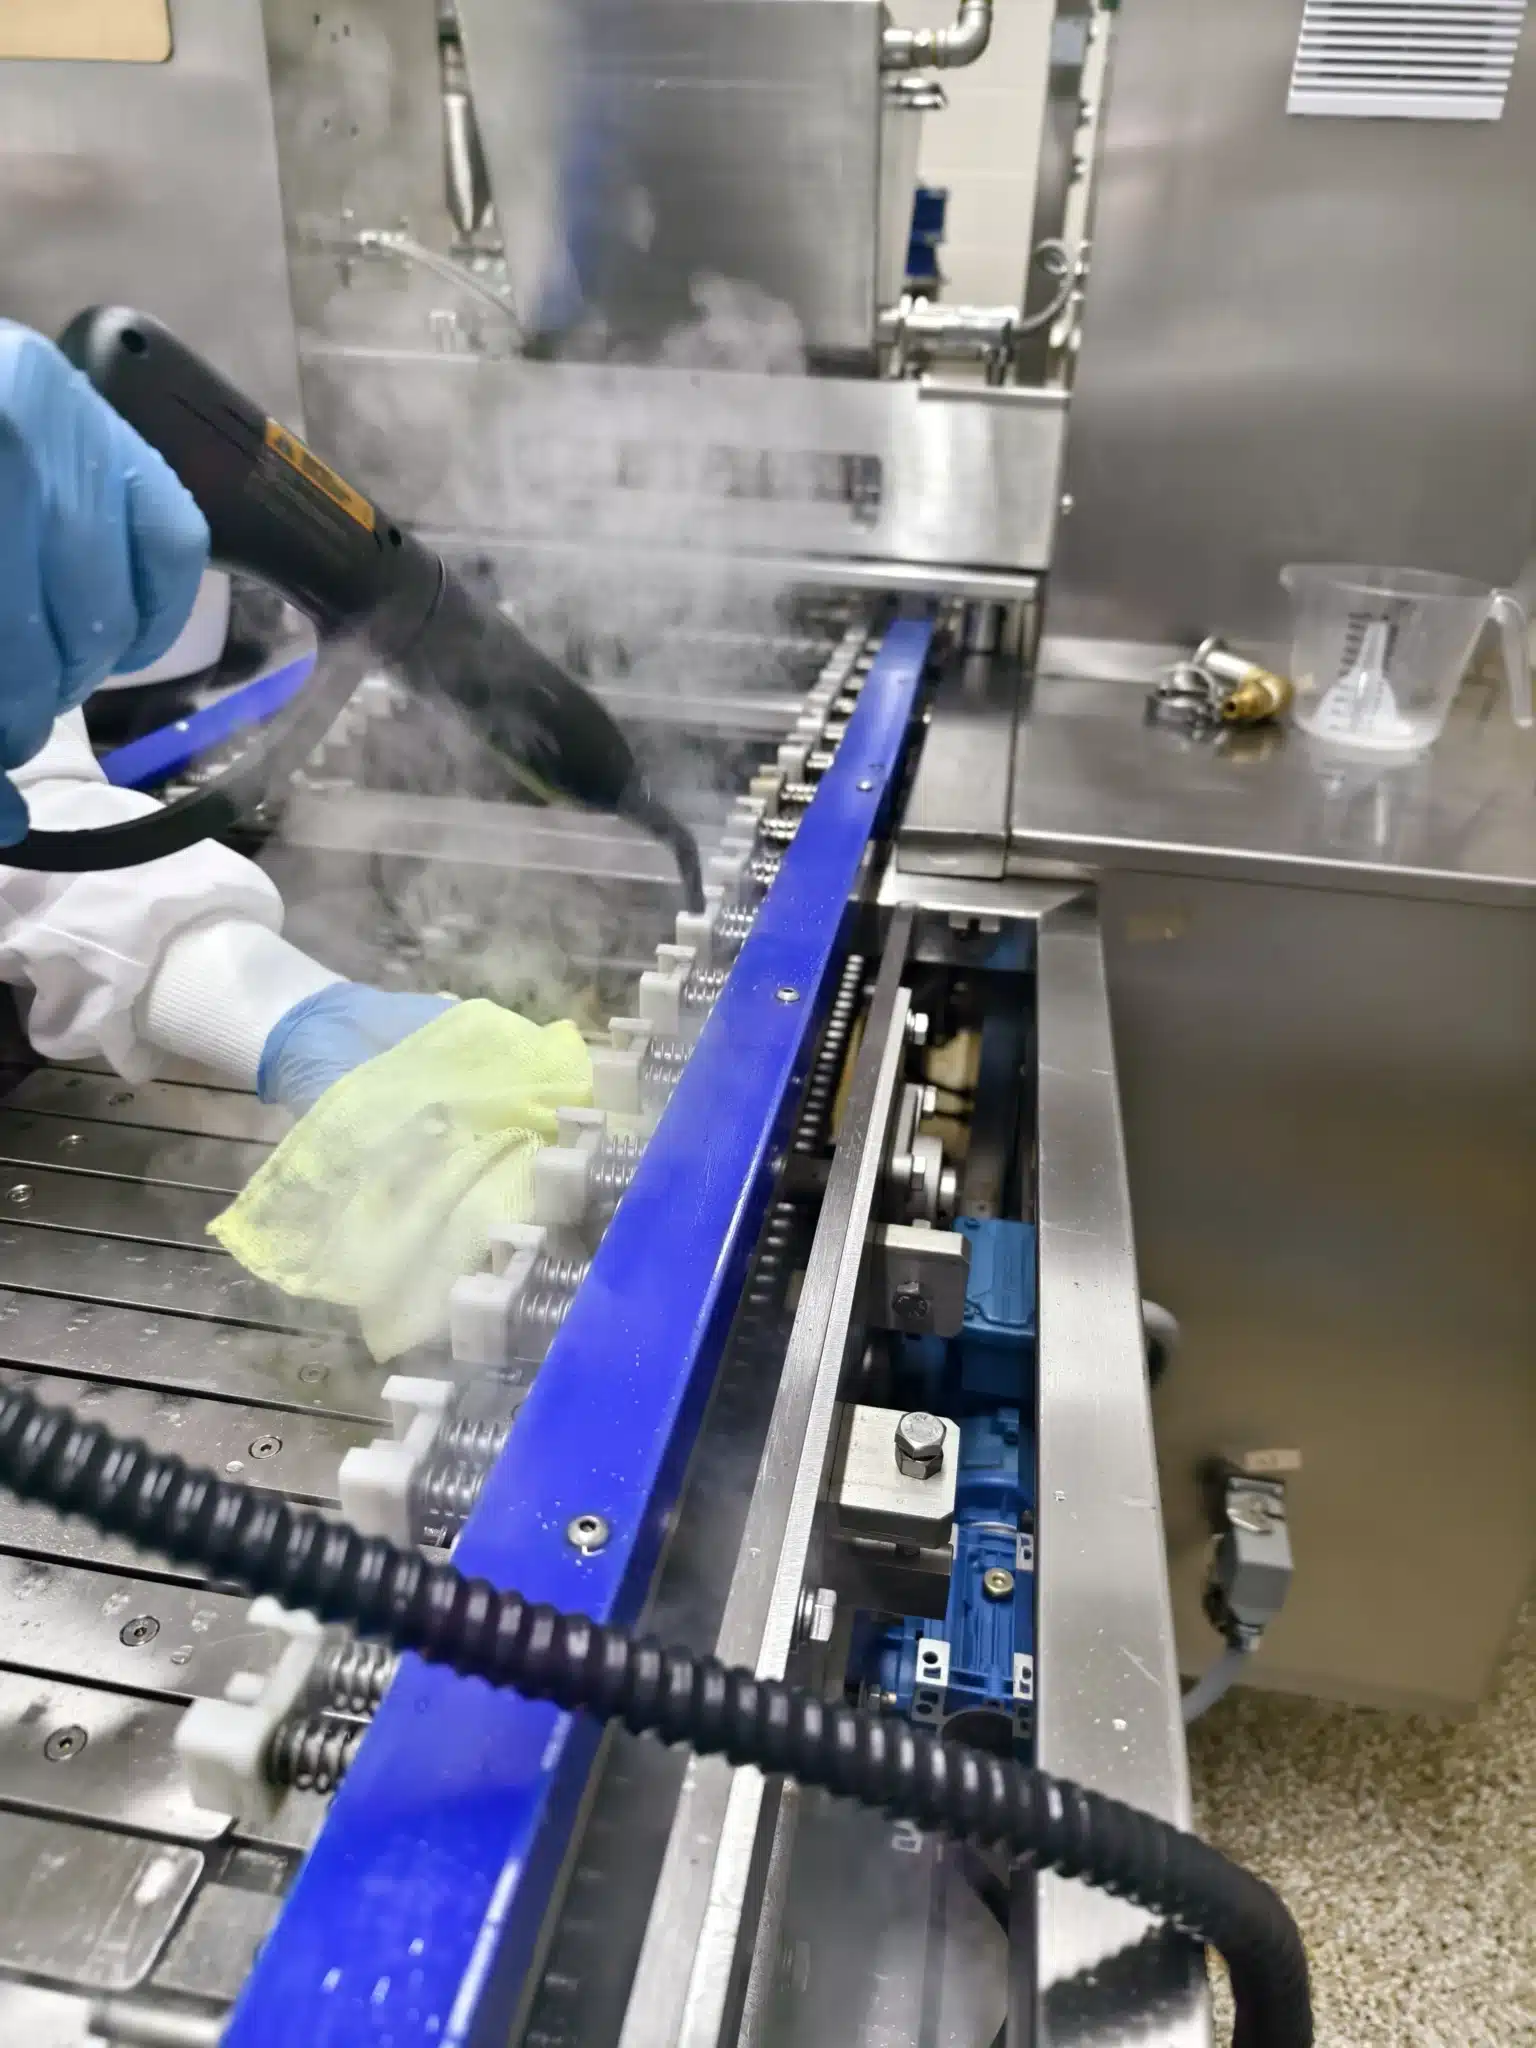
left=1048, top=0, right=1536, bottom=659
left=456, top=0, right=886, bottom=360
left=1103, top=867, right=1536, bottom=1713
left=0, top=0, right=302, bottom=422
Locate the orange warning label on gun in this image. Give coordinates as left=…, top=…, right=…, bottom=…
left=264, top=420, right=376, bottom=532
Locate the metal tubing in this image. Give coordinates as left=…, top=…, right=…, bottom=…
left=883, top=0, right=993, bottom=70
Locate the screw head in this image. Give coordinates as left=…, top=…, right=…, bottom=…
left=905, top=1011, right=930, bottom=1048
left=7, top=1184, right=32, bottom=1207
left=120, top=1615, right=160, bottom=1647
left=1228, top=1490, right=1276, bottom=1534
left=775, top=986, right=800, bottom=1004
left=59, top=1133, right=83, bottom=1150
left=567, top=1512, right=610, bottom=1554
left=44, top=1725, right=87, bottom=1762
left=982, top=1568, right=1016, bottom=1602
left=298, top=1362, right=328, bottom=1386
left=891, top=1280, right=932, bottom=1330
left=248, top=1434, right=282, bottom=1460
left=894, top=1411, right=946, bottom=1480
left=857, top=776, right=875, bottom=792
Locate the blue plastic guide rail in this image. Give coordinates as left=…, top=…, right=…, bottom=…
left=225, top=615, right=934, bottom=2048
left=99, top=650, right=316, bottom=790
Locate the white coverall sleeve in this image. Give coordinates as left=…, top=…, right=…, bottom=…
left=0, top=712, right=340, bottom=1087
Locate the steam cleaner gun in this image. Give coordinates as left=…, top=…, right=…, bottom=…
left=1, top=307, right=702, bottom=909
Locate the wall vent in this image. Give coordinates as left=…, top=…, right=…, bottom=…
left=1288, top=0, right=1527, bottom=120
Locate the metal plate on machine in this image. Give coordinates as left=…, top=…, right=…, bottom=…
left=301, top=351, right=1068, bottom=578
left=0, top=1, right=171, bottom=62
left=0, top=1557, right=281, bottom=1702
left=0, top=1289, right=380, bottom=1420
left=0, top=1671, right=320, bottom=1850
left=0, top=1813, right=198, bottom=1990
left=0, top=1111, right=269, bottom=1194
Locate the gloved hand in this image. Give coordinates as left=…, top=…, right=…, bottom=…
left=0, top=321, right=210, bottom=843
left=258, top=984, right=456, bottom=1116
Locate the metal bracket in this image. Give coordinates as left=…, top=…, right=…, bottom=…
left=829, top=1404, right=959, bottom=1547
left=868, top=1221, right=971, bottom=1337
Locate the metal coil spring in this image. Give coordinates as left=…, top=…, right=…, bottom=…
left=794, top=953, right=865, bottom=1155
left=681, top=966, right=729, bottom=1016
left=714, top=905, right=756, bottom=956
left=265, top=1711, right=364, bottom=1794
left=511, top=1252, right=591, bottom=1360
left=759, top=813, right=800, bottom=848
left=590, top=1133, right=645, bottom=1200
left=638, top=1035, right=690, bottom=1111
left=749, top=849, right=782, bottom=892
left=306, top=1634, right=398, bottom=1716
left=410, top=1448, right=490, bottom=1548
left=432, top=1411, right=511, bottom=1463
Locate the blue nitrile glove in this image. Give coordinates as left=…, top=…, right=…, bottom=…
left=0, top=321, right=210, bottom=843
left=258, top=984, right=456, bottom=1115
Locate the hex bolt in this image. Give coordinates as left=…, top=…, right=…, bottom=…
left=982, top=1568, right=1015, bottom=1602
left=891, top=1280, right=932, bottom=1331
left=567, top=1512, right=611, bottom=1554
left=44, top=1725, right=87, bottom=1762
left=905, top=1011, right=930, bottom=1048
left=248, top=1434, right=283, bottom=1460
left=894, top=1411, right=946, bottom=1481
left=795, top=1586, right=838, bottom=1647
left=119, top=1615, right=161, bottom=1647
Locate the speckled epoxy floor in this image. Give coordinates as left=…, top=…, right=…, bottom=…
left=1189, top=1601, right=1536, bottom=2046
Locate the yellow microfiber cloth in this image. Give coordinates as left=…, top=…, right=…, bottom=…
left=209, top=999, right=593, bottom=1362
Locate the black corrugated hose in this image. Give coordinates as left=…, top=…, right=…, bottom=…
left=0, top=1386, right=1311, bottom=2048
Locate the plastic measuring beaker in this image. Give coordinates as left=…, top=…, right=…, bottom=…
left=1280, top=564, right=1534, bottom=755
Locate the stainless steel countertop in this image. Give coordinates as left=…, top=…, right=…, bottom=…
left=1008, top=678, right=1536, bottom=906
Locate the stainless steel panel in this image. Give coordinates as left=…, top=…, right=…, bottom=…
left=1007, top=677, right=1536, bottom=908
left=0, top=1113, right=269, bottom=1195
left=263, top=0, right=458, bottom=355
left=0, top=1816, right=200, bottom=1992
left=0, top=1227, right=335, bottom=1331
left=0, top=1071, right=289, bottom=1146
left=0, top=1558, right=280, bottom=1701
left=0, top=0, right=301, bottom=420
left=1100, top=865, right=1536, bottom=1712
left=0, top=1290, right=379, bottom=1420
left=456, top=0, right=884, bottom=357
left=899, top=651, right=1023, bottom=880
left=0, top=1496, right=208, bottom=1587
left=0, top=1371, right=360, bottom=1506
left=152, top=1882, right=283, bottom=2002
left=0, top=1169, right=225, bottom=1252
left=0, top=1672, right=318, bottom=1849
left=621, top=927, right=915, bottom=2048
left=298, top=347, right=1068, bottom=577
left=1050, top=0, right=1536, bottom=651
left=1033, top=895, right=1207, bottom=2044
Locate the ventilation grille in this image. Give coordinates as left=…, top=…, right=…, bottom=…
left=1288, top=0, right=1527, bottom=120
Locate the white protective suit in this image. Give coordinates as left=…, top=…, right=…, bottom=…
left=0, top=711, right=340, bottom=1087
